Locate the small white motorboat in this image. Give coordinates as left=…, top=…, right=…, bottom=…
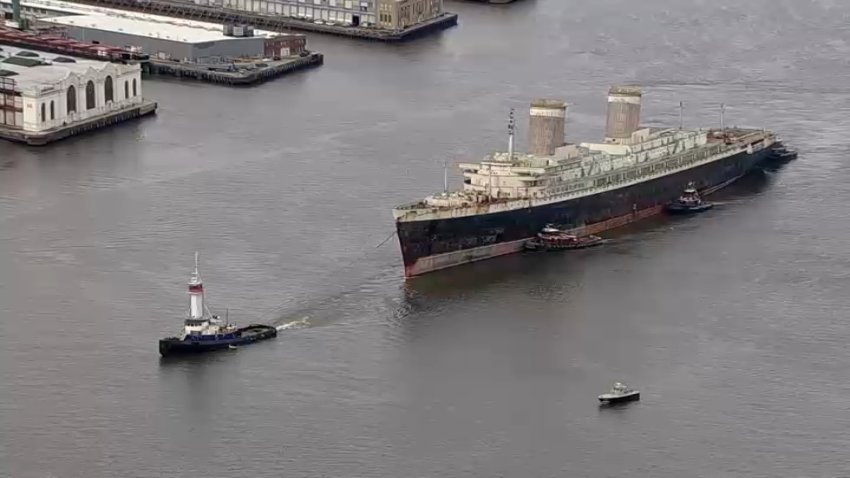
left=598, top=382, right=640, bottom=404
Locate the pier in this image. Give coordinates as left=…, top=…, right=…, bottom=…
left=62, top=0, right=458, bottom=41
left=0, top=100, right=157, bottom=145
left=144, top=52, right=323, bottom=86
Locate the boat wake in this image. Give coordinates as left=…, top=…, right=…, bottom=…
left=276, top=317, right=310, bottom=331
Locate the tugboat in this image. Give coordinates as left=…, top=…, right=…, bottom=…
left=158, top=253, right=277, bottom=357
left=524, top=224, right=606, bottom=251
left=768, top=141, right=798, bottom=162
left=598, top=382, right=640, bottom=404
left=665, top=183, right=714, bottom=215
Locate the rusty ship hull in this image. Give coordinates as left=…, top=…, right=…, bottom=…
left=396, top=143, right=773, bottom=278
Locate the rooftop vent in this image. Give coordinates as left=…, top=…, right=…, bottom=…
left=3, top=56, right=45, bottom=67
left=223, top=23, right=254, bottom=37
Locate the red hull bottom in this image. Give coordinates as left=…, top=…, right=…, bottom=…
left=403, top=204, right=663, bottom=278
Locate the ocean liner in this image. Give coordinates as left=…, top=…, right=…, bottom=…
left=392, top=86, right=779, bottom=278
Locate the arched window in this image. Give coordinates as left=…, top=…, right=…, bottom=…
left=41, top=103, right=46, bottom=123
left=132, top=79, right=137, bottom=97
left=85, top=80, right=95, bottom=110
left=66, top=85, right=77, bottom=114
left=50, top=101, right=55, bottom=120
left=104, top=76, right=114, bottom=103
left=124, top=81, right=129, bottom=99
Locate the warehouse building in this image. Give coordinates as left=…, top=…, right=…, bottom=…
left=190, top=0, right=443, bottom=30
left=0, top=44, right=144, bottom=133
left=39, top=14, right=306, bottom=62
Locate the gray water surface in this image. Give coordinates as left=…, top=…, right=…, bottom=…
left=2, top=0, right=850, bottom=476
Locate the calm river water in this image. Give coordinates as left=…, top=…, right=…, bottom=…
left=2, top=0, right=850, bottom=476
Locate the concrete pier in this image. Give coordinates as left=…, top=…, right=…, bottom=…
left=0, top=100, right=157, bottom=145
left=144, top=52, right=323, bottom=86
left=63, top=0, right=458, bottom=42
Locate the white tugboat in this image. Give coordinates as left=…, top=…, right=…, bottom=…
left=598, top=382, right=640, bottom=404
left=158, top=252, right=277, bottom=357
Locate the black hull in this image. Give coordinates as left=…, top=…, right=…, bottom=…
left=599, top=392, right=640, bottom=404
left=524, top=237, right=606, bottom=251
left=397, top=147, right=772, bottom=277
left=159, top=324, right=277, bottom=357
left=665, top=203, right=714, bottom=215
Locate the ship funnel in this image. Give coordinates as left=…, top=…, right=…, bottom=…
left=605, top=86, right=642, bottom=141
left=528, top=99, right=567, bottom=156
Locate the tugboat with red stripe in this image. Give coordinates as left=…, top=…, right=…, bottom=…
left=158, top=252, right=276, bottom=357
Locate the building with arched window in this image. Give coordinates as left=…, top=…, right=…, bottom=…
left=104, top=76, right=114, bottom=103
left=0, top=45, right=148, bottom=139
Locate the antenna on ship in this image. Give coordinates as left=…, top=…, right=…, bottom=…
left=508, top=108, right=516, bottom=160
left=678, top=101, right=684, bottom=130
left=443, top=159, right=448, bottom=195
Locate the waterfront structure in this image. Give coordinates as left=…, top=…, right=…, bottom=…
left=1, top=0, right=321, bottom=84
left=0, top=0, right=78, bottom=20
left=188, top=0, right=444, bottom=30
left=0, top=0, right=450, bottom=33
left=392, top=86, right=783, bottom=277
left=19, top=0, right=458, bottom=41
left=0, top=23, right=149, bottom=61
left=0, top=44, right=155, bottom=144
left=40, top=13, right=307, bottom=61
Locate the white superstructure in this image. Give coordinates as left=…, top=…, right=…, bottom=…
left=180, top=252, right=236, bottom=340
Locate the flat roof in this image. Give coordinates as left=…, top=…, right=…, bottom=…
left=2, top=0, right=290, bottom=40
left=0, top=44, right=120, bottom=91
left=41, top=14, right=273, bottom=44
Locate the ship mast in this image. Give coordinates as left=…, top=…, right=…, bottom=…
left=720, top=103, right=725, bottom=132
left=188, top=251, right=205, bottom=321
left=507, top=108, right=516, bottom=160
left=678, top=101, right=684, bottom=130
left=443, top=159, right=448, bottom=194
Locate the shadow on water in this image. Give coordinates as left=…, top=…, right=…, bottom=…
left=759, top=157, right=797, bottom=173
left=157, top=347, right=240, bottom=367
left=0, top=156, right=15, bottom=171
left=446, top=0, right=539, bottom=11
left=714, top=167, right=776, bottom=197
left=397, top=245, right=599, bottom=317
left=597, top=400, right=641, bottom=414
left=606, top=168, right=777, bottom=237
